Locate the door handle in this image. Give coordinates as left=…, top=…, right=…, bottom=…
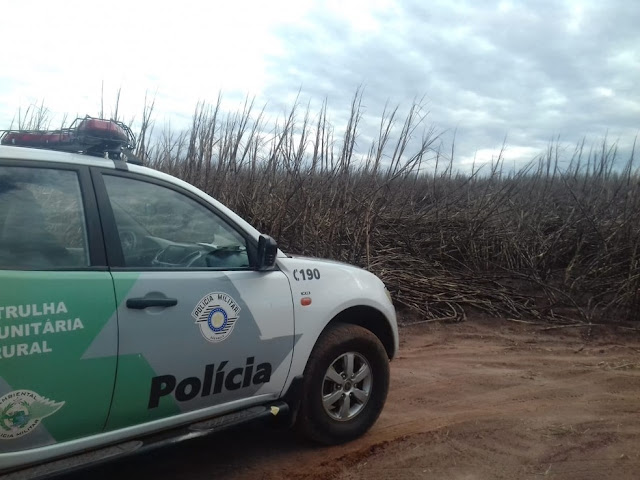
left=126, top=297, right=178, bottom=309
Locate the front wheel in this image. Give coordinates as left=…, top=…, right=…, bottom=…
left=296, top=323, right=390, bottom=444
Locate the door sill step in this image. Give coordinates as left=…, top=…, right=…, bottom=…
left=6, top=401, right=289, bottom=479
left=190, top=403, right=287, bottom=433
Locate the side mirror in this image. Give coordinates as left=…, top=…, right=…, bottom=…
left=257, top=235, right=278, bottom=271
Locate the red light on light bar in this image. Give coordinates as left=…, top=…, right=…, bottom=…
left=1, top=132, right=73, bottom=146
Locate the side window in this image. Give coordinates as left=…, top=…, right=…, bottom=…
left=102, top=175, right=249, bottom=269
left=0, top=166, right=89, bottom=269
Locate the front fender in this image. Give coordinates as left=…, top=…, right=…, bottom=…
left=277, top=256, right=398, bottom=394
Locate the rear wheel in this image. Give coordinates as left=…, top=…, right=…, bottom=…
left=296, top=323, right=390, bottom=444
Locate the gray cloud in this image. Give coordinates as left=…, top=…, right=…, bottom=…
left=263, top=0, right=639, bottom=169
left=1, top=1, right=636, bottom=172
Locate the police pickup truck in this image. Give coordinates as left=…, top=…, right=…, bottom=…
left=0, top=117, right=398, bottom=477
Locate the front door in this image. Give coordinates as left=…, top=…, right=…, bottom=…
left=92, top=170, right=295, bottom=431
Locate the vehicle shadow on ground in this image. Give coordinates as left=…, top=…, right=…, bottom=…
left=55, top=422, right=310, bottom=480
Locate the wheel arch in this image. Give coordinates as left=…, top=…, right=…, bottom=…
left=324, top=305, right=396, bottom=359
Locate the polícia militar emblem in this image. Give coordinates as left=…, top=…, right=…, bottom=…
left=191, top=292, right=241, bottom=343
left=0, top=390, right=64, bottom=439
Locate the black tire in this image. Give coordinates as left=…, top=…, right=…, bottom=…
left=296, top=322, right=390, bottom=445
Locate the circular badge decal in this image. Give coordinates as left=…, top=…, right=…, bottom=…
left=192, top=292, right=241, bottom=343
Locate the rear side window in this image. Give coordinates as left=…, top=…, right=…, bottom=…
left=0, top=166, right=89, bottom=269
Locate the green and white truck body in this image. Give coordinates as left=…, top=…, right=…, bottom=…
left=0, top=144, right=398, bottom=475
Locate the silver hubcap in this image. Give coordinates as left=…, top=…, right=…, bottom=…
left=322, top=352, right=372, bottom=421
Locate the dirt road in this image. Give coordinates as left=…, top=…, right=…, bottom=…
left=68, top=319, right=640, bottom=479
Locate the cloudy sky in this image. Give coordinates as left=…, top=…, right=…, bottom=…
left=1, top=0, right=638, bottom=169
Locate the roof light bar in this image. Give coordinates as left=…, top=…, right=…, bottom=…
left=0, top=116, right=141, bottom=164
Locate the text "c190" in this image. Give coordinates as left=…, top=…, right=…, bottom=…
left=292, top=268, right=321, bottom=281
